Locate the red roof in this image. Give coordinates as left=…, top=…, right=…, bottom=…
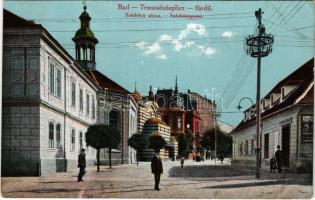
left=232, top=58, right=314, bottom=133
left=85, top=69, right=129, bottom=93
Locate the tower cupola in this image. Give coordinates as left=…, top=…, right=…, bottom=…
left=72, top=5, right=98, bottom=69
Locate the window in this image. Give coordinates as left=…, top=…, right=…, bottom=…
left=56, top=124, right=61, bottom=148
left=71, top=81, right=76, bottom=107
left=92, top=96, right=95, bottom=119
left=79, top=132, right=83, bottom=150
left=301, top=115, right=313, bottom=144
left=49, top=60, right=62, bottom=98
left=264, top=133, right=269, bottom=159
left=49, top=122, right=54, bottom=148
left=79, top=89, right=83, bottom=111
left=251, top=139, right=254, bottom=154
left=71, top=129, right=75, bottom=152
left=177, top=116, right=182, bottom=129
left=49, top=64, right=55, bottom=94
left=109, top=110, right=120, bottom=130
left=56, top=69, right=61, bottom=98
left=239, top=142, right=243, bottom=155
left=86, top=94, right=90, bottom=115
left=245, top=140, right=248, bottom=155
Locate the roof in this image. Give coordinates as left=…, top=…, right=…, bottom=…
left=3, top=9, right=42, bottom=28
left=145, top=117, right=168, bottom=126
left=84, top=69, right=129, bottom=93
left=232, top=58, right=314, bottom=133
left=131, top=91, right=142, bottom=102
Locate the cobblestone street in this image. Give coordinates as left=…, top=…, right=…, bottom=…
left=1, top=159, right=312, bottom=198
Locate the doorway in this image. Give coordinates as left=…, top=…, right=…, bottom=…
left=281, top=125, right=291, bottom=166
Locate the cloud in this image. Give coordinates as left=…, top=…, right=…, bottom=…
left=222, top=31, right=234, bottom=38
left=133, top=23, right=216, bottom=60
left=198, top=45, right=216, bottom=57
left=159, top=34, right=173, bottom=41
left=144, top=42, right=161, bottom=55
left=134, top=41, right=146, bottom=49
left=157, top=54, right=167, bottom=60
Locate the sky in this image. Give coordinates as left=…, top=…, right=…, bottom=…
left=4, top=1, right=314, bottom=126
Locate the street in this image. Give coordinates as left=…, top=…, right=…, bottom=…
left=1, top=159, right=312, bottom=198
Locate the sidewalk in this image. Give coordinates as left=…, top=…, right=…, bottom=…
left=1, top=160, right=312, bottom=198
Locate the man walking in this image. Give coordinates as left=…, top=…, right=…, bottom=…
left=78, top=148, right=86, bottom=182
left=180, top=156, right=185, bottom=168
left=275, top=145, right=282, bottom=173
left=151, top=151, right=163, bottom=191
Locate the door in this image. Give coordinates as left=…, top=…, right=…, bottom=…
left=281, top=126, right=291, bottom=166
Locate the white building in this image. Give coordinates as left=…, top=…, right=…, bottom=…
left=231, top=58, right=313, bottom=173
left=2, top=9, right=98, bottom=176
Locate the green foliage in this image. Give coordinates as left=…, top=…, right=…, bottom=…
left=149, top=133, right=166, bottom=152
left=128, top=133, right=149, bottom=165
left=85, top=124, right=113, bottom=149
left=128, top=133, right=149, bottom=151
left=177, top=129, right=194, bottom=157
left=200, top=128, right=232, bottom=155
left=85, top=124, right=120, bottom=170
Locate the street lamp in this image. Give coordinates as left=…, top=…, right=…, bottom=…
left=237, top=97, right=254, bottom=111
left=245, top=8, right=274, bottom=179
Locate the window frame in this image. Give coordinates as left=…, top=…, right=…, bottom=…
left=71, top=129, right=76, bottom=152
left=71, top=80, right=76, bottom=107
left=79, top=88, right=84, bottom=112
left=48, top=122, right=54, bottom=149
left=56, top=68, right=62, bottom=98
left=56, top=123, right=61, bottom=149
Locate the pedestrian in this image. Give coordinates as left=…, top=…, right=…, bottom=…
left=180, top=156, right=185, bottom=168
left=220, top=153, right=224, bottom=164
left=77, top=148, right=86, bottom=182
left=275, top=145, right=282, bottom=173
left=151, top=151, right=163, bottom=191
left=270, top=157, right=277, bottom=173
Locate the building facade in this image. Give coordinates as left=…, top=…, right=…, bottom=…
left=231, top=58, right=314, bottom=172
left=72, top=6, right=138, bottom=165
left=2, top=10, right=98, bottom=176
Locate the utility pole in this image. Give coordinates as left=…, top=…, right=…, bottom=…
left=245, top=8, right=274, bottom=179
left=212, top=102, right=220, bottom=165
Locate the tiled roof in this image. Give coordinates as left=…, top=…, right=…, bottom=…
left=232, top=58, right=314, bottom=133
left=84, top=69, right=129, bottom=93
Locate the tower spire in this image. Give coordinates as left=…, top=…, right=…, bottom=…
left=83, top=0, right=87, bottom=10
left=175, top=75, right=178, bottom=93
left=134, top=81, right=137, bottom=92
left=72, top=3, right=98, bottom=70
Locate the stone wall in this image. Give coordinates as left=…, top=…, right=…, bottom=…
left=2, top=106, right=40, bottom=176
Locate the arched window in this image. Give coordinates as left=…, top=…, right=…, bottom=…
left=71, top=129, right=75, bottom=152
left=49, top=122, right=54, bottom=148
left=56, top=124, right=61, bottom=149
left=109, top=110, right=120, bottom=130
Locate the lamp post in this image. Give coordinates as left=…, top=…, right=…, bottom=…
left=237, top=97, right=254, bottom=111
left=245, top=8, right=274, bottom=179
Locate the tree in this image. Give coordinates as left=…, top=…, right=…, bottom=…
left=85, top=124, right=120, bottom=171
left=149, top=131, right=166, bottom=153
left=200, top=128, right=232, bottom=156
left=177, top=129, right=194, bottom=158
left=128, top=133, right=149, bottom=166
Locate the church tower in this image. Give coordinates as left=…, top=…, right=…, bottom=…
left=72, top=4, right=98, bottom=69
